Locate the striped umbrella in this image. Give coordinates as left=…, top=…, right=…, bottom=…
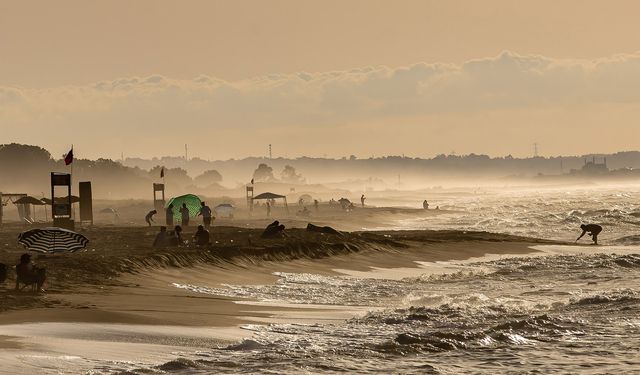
left=18, top=227, right=89, bottom=253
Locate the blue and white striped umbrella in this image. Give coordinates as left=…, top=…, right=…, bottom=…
left=18, top=227, right=89, bottom=253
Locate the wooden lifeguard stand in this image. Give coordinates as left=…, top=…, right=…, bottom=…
left=153, top=183, right=166, bottom=212
left=51, top=172, right=74, bottom=230
left=246, top=185, right=254, bottom=212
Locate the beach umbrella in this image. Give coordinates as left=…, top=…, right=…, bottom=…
left=166, top=194, right=202, bottom=220
left=18, top=227, right=89, bottom=254
left=214, top=203, right=235, bottom=217
left=13, top=196, right=46, bottom=205
left=41, top=196, right=80, bottom=205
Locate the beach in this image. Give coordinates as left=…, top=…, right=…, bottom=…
left=0, top=216, right=557, bottom=374
left=1, top=186, right=639, bottom=373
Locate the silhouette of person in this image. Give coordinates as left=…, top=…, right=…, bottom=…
left=165, top=204, right=174, bottom=226
left=314, top=199, right=319, bottom=212
left=179, top=203, right=190, bottom=227
left=361, top=194, right=366, bottom=207
left=576, top=224, right=602, bottom=245
left=145, top=209, right=157, bottom=226
left=153, top=226, right=170, bottom=248
left=266, top=201, right=271, bottom=217
left=198, top=201, right=213, bottom=228
left=172, top=225, right=184, bottom=245
left=194, top=224, right=210, bottom=246
left=423, top=200, right=429, bottom=210
left=15, top=253, right=46, bottom=291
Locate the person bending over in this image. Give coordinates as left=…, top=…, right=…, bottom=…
left=576, top=224, right=602, bottom=245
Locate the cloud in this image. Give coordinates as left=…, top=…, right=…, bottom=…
left=2, top=51, right=640, bottom=158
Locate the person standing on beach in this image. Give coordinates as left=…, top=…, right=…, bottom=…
left=314, top=199, right=319, bottom=212
left=266, top=202, right=271, bottom=217
left=145, top=209, right=157, bottom=226
left=361, top=194, right=366, bottom=207
left=198, top=201, right=213, bottom=229
left=179, top=203, right=190, bottom=227
left=166, top=204, right=174, bottom=226
left=576, top=223, right=603, bottom=245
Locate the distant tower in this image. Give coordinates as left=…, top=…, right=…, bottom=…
left=185, top=144, right=188, bottom=161
left=269, top=144, right=272, bottom=159
left=533, top=143, right=539, bottom=157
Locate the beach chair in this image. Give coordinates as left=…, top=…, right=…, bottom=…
left=15, top=264, right=45, bottom=292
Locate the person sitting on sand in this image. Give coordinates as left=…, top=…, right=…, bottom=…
left=261, top=220, right=285, bottom=238
left=194, top=225, right=210, bottom=246
left=166, top=204, right=174, bottom=226
left=180, top=203, right=190, bottom=227
left=169, top=225, right=184, bottom=246
left=145, top=209, right=157, bottom=226
left=153, top=226, right=171, bottom=248
left=423, top=200, right=429, bottom=210
left=15, top=253, right=46, bottom=292
left=576, top=224, right=603, bottom=245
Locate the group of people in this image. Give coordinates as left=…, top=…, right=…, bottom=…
left=145, top=201, right=213, bottom=228
left=153, top=224, right=211, bottom=248
left=145, top=201, right=215, bottom=249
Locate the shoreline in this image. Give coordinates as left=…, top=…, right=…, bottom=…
left=0, top=224, right=563, bottom=322
left=0, top=224, right=575, bottom=373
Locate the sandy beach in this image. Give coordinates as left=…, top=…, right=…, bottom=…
left=0, top=213, right=565, bottom=374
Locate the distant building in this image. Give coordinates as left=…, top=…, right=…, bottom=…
left=571, top=156, right=609, bottom=175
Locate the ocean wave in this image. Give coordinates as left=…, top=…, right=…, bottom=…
left=571, top=290, right=639, bottom=306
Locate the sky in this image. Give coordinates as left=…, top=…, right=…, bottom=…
left=2, top=0, right=640, bottom=160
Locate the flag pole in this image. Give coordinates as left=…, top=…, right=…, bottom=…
left=70, top=144, right=74, bottom=221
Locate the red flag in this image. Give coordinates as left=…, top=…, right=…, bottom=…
left=160, top=167, right=165, bottom=178
left=64, top=148, right=74, bottom=165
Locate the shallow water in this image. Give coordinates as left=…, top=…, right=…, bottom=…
left=379, top=186, right=640, bottom=244
left=159, top=249, right=640, bottom=374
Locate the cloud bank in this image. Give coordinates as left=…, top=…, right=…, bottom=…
left=2, top=51, right=640, bottom=158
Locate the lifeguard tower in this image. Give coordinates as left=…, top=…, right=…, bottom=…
left=51, top=172, right=74, bottom=230
left=246, top=185, right=254, bottom=212
left=153, top=183, right=166, bottom=212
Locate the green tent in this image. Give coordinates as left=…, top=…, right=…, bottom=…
left=166, top=194, right=202, bottom=220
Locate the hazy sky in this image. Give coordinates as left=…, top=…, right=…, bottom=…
left=2, top=0, right=640, bottom=160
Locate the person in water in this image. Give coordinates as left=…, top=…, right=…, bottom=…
left=576, top=224, right=603, bottom=245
